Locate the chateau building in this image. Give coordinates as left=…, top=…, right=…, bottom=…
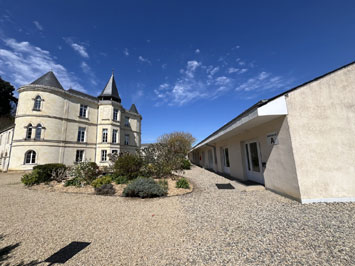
left=0, top=71, right=142, bottom=171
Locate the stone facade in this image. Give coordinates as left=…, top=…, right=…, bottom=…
left=3, top=71, right=142, bottom=171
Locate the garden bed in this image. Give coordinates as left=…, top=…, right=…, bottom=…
left=28, top=177, right=193, bottom=197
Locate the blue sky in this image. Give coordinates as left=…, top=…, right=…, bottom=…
left=1, top=0, right=355, bottom=144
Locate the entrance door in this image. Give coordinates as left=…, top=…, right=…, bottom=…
left=221, top=147, right=230, bottom=174
left=244, top=141, right=264, bottom=184
left=208, top=149, right=213, bottom=169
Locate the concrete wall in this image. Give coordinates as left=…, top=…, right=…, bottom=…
left=286, top=63, right=355, bottom=202
left=0, top=127, right=14, bottom=171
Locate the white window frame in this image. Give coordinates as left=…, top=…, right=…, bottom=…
left=101, top=150, right=107, bottom=161
left=102, top=128, right=108, bottom=143
left=26, top=124, right=33, bottom=140
left=75, top=150, right=84, bottom=162
left=79, top=104, right=88, bottom=118
left=35, top=124, right=42, bottom=140
left=24, top=150, right=36, bottom=164
left=33, top=95, right=42, bottom=111
left=113, top=108, right=118, bottom=121
left=112, top=129, right=118, bottom=143
left=77, top=127, right=86, bottom=142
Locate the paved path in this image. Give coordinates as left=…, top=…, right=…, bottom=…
left=0, top=167, right=354, bottom=265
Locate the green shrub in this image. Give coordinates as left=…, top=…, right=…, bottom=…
left=111, top=174, right=128, bottom=184
left=64, top=177, right=82, bottom=187
left=181, top=159, right=191, bottom=170
left=123, top=178, right=167, bottom=198
left=157, top=179, right=168, bottom=191
left=68, top=161, right=99, bottom=185
left=91, top=176, right=112, bottom=188
left=33, top=163, right=66, bottom=183
left=176, top=178, right=190, bottom=189
left=94, top=183, right=115, bottom=195
left=21, top=169, right=41, bottom=186
left=113, top=153, right=143, bottom=180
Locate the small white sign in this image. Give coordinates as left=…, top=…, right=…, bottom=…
left=267, top=132, right=279, bottom=145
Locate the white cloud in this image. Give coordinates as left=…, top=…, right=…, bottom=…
left=195, top=49, right=200, bottom=54
left=123, top=48, right=129, bottom=56
left=235, top=71, right=287, bottom=92
left=80, top=61, right=97, bottom=86
left=228, top=67, right=248, bottom=74
left=138, top=55, right=151, bottom=64
left=64, top=37, right=89, bottom=58
left=0, top=37, right=85, bottom=91
left=33, top=21, right=43, bottom=31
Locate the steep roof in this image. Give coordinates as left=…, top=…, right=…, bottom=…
left=30, top=71, right=64, bottom=90
left=98, top=73, right=121, bottom=102
left=129, top=103, right=139, bottom=114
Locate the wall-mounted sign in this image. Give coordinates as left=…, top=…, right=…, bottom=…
left=267, top=132, right=279, bottom=145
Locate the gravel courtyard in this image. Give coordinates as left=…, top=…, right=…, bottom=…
left=1, top=166, right=354, bottom=265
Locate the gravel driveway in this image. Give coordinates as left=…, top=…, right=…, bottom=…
left=0, top=166, right=354, bottom=265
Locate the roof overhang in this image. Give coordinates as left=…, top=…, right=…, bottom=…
left=192, top=96, right=288, bottom=150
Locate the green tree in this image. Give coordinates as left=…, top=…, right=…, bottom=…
left=0, top=77, right=17, bottom=116
left=157, top=131, right=196, bottom=156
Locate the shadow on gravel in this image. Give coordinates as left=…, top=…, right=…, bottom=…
left=0, top=234, right=40, bottom=266
left=44, top=241, right=91, bottom=264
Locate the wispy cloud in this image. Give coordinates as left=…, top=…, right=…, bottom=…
left=33, top=21, right=43, bottom=31
left=63, top=37, right=89, bottom=58
left=123, top=48, right=129, bottom=56
left=138, top=55, right=151, bottom=64
left=155, top=57, right=290, bottom=106
left=0, top=37, right=85, bottom=91
left=195, top=49, right=200, bottom=54
left=80, top=61, right=97, bottom=86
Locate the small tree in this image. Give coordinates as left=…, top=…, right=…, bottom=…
left=112, top=152, right=143, bottom=180
left=157, top=131, right=196, bottom=156
left=0, top=77, right=17, bottom=117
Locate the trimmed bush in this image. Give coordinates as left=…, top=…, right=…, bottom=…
left=111, top=175, right=128, bottom=184
left=123, top=178, right=167, bottom=198
left=94, top=184, right=115, bottom=195
left=176, top=178, right=190, bottom=189
left=33, top=163, right=66, bottom=183
left=64, top=177, right=82, bottom=187
left=157, top=179, right=168, bottom=191
left=21, top=169, right=41, bottom=186
left=181, top=159, right=191, bottom=170
left=91, top=176, right=112, bottom=188
left=113, top=153, right=143, bottom=180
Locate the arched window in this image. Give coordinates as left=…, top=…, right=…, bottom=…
left=33, top=96, right=42, bottom=111
left=35, top=124, right=42, bottom=140
left=26, top=124, right=32, bottom=139
left=25, top=150, right=36, bottom=164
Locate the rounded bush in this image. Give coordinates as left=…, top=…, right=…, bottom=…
left=33, top=163, right=67, bottom=183
left=181, top=159, right=191, bottom=170
left=64, top=177, right=82, bottom=187
left=111, top=175, right=128, bottom=184
left=91, top=176, right=112, bottom=188
left=123, top=178, right=167, bottom=198
left=21, top=169, right=41, bottom=186
left=94, top=183, right=115, bottom=195
left=176, top=178, right=190, bottom=189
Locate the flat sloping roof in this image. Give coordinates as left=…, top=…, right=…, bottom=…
left=192, top=60, right=355, bottom=150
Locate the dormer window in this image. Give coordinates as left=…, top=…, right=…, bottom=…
left=79, top=104, right=88, bottom=118
left=33, top=96, right=42, bottom=111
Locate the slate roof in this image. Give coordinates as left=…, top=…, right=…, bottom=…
left=98, top=73, right=121, bottom=102
left=67, top=89, right=98, bottom=101
left=30, top=71, right=64, bottom=90
left=129, top=104, right=139, bottom=114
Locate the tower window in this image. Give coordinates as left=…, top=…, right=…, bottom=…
left=33, top=96, right=42, bottom=111
left=113, top=108, right=118, bottom=121
left=24, top=150, right=36, bottom=164
left=102, top=128, right=108, bottom=143
left=75, top=150, right=84, bottom=162
left=35, top=124, right=42, bottom=140
left=26, top=124, right=32, bottom=139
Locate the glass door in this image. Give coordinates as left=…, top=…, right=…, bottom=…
left=245, top=141, right=264, bottom=184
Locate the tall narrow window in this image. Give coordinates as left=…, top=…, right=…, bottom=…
left=79, top=104, right=88, bottom=118
left=124, top=134, right=129, bottom=145
left=77, top=127, right=86, bottom=142
left=112, top=129, right=118, bottom=143
left=35, top=124, right=42, bottom=140
left=7, top=132, right=11, bottom=143
left=124, top=116, right=130, bottom=127
left=0, top=135, right=2, bottom=145
left=75, top=150, right=84, bottom=162
left=33, top=96, right=41, bottom=111
left=113, top=109, right=118, bottom=121
left=102, top=128, right=108, bottom=143
left=25, top=150, right=36, bottom=164
left=112, top=150, right=118, bottom=155
left=101, top=150, right=107, bottom=161
left=26, top=124, right=32, bottom=139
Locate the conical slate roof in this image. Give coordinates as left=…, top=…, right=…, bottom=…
left=98, top=73, right=121, bottom=103
left=129, top=104, right=139, bottom=114
left=31, top=71, right=64, bottom=90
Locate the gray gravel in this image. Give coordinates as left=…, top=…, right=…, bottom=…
left=0, top=166, right=354, bottom=265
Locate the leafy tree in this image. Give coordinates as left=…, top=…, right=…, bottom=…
left=0, top=77, right=17, bottom=116
left=157, top=131, right=196, bottom=156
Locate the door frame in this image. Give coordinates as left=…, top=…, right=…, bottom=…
left=244, top=139, right=264, bottom=184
